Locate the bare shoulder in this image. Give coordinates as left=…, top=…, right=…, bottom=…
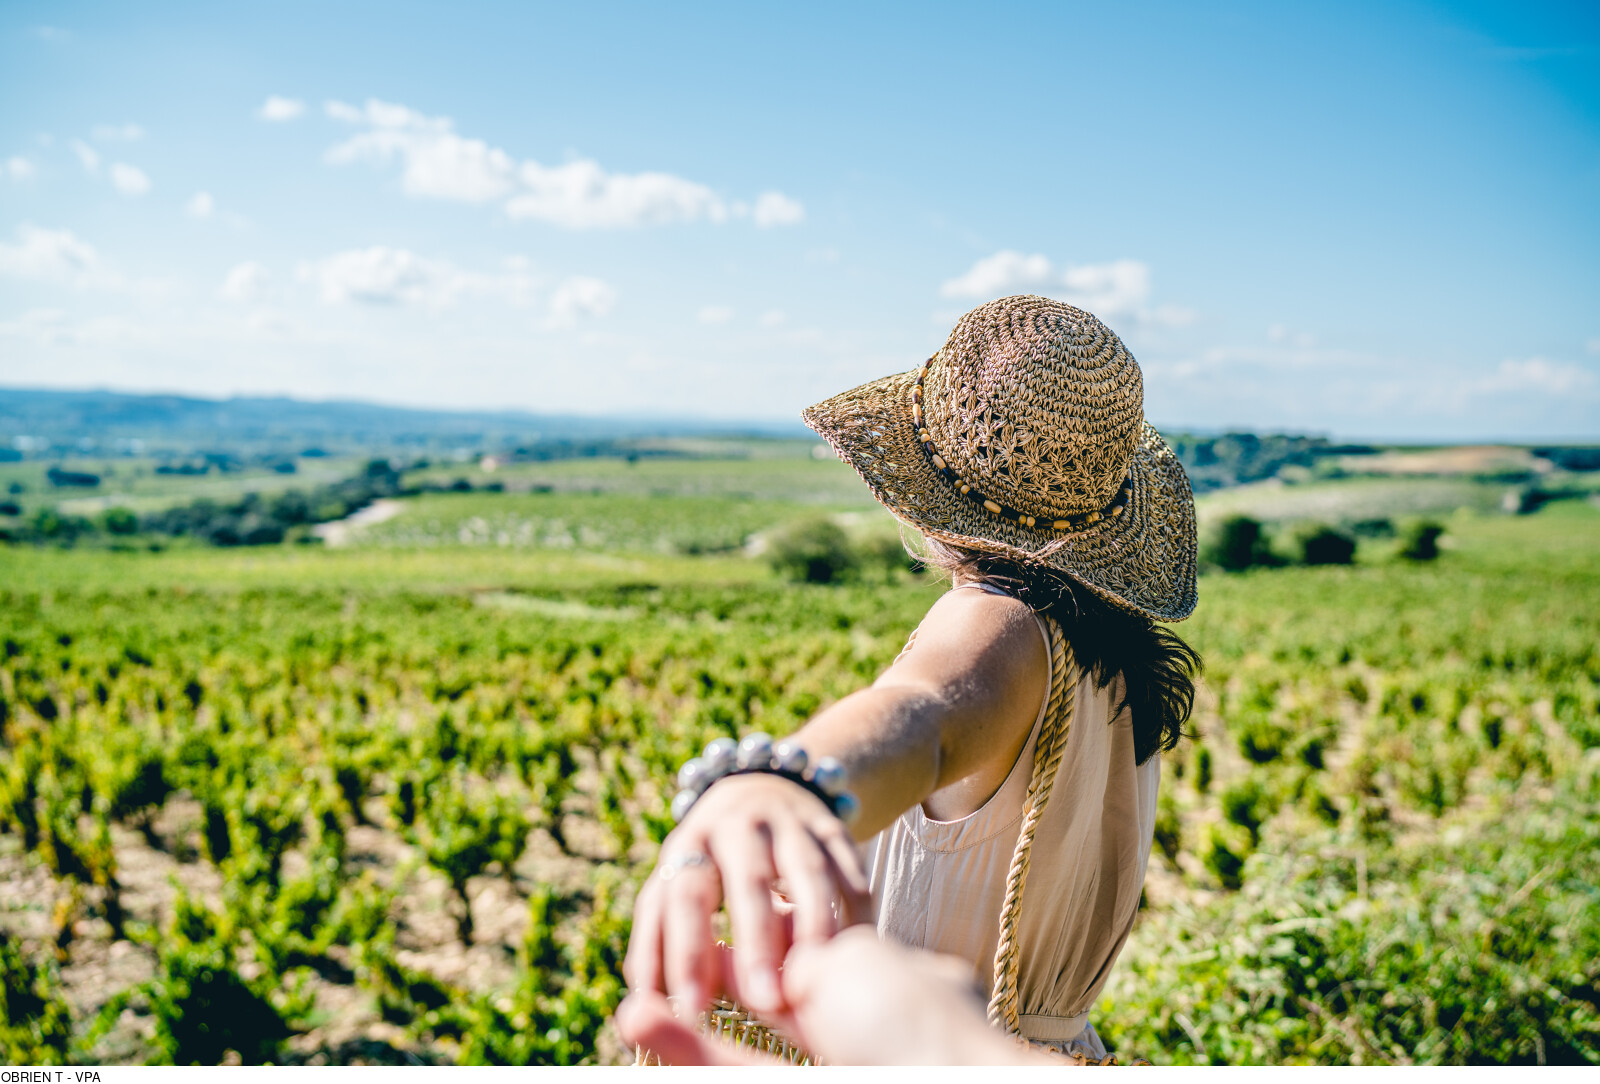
left=915, top=584, right=1046, bottom=662
left=877, top=587, right=1047, bottom=725
left=870, top=584, right=1048, bottom=796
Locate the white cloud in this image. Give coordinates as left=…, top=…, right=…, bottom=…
left=297, top=245, right=541, bottom=311
left=698, top=305, right=734, bottom=325
left=186, top=191, right=215, bottom=218
left=547, top=276, right=617, bottom=328
left=509, top=158, right=725, bottom=227
left=1477, top=357, right=1596, bottom=396
left=257, top=96, right=306, bottom=122
left=0, top=308, right=71, bottom=345
left=759, top=309, right=787, bottom=327
left=941, top=251, right=1055, bottom=297
left=1268, top=323, right=1316, bottom=348
left=325, top=97, right=802, bottom=229
left=92, top=123, right=145, bottom=142
left=110, top=162, right=150, bottom=196
left=300, top=246, right=459, bottom=308
left=324, top=100, right=365, bottom=123
left=326, top=98, right=514, bottom=203
left=218, top=261, right=270, bottom=302
left=6, top=156, right=35, bottom=180
left=0, top=224, right=110, bottom=288
left=940, top=250, right=1192, bottom=326
left=751, top=190, right=805, bottom=227
left=70, top=139, right=100, bottom=174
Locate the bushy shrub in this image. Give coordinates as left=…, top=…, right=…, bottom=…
left=857, top=532, right=918, bottom=579
left=1296, top=524, right=1356, bottom=566
left=765, top=517, right=858, bottom=584
left=102, top=506, right=139, bottom=535
left=1203, top=515, right=1278, bottom=572
left=1398, top=520, right=1444, bottom=561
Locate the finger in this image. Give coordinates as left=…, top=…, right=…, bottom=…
left=614, top=990, right=775, bottom=1067
left=772, top=824, right=838, bottom=945
left=814, top=820, right=874, bottom=925
left=662, top=859, right=722, bottom=1016
left=623, top=877, right=665, bottom=994
left=718, top=823, right=785, bottom=1014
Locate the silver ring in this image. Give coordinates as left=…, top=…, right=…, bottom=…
left=656, top=851, right=713, bottom=882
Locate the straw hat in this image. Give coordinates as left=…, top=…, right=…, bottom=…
left=802, top=294, right=1197, bottom=622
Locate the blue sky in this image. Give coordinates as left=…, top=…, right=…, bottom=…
left=1, top=0, right=1596, bottom=440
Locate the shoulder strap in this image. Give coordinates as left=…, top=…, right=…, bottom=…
left=986, top=611, right=1078, bottom=1034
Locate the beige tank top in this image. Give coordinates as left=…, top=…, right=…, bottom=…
left=862, top=583, right=1161, bottom=1045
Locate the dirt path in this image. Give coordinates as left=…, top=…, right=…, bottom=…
left=311, top=499, right=406, bottom=547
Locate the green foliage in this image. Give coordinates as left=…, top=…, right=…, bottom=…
left=0, top=498, right=1594, bottom=1065
left=0, top=931, right=72, bottom=1065
left=410, top=774, right=532, bottom=941
left=1295, top=523, right=1356, bottom=566
left=1399, top=520, right=1445, bottom=561
left=1102, top=774, right=1600, bottom=1065
left=765, top=516, right=858, bottom=583
left=1203, top=515, right=1280, bottom=571
left=102, top=507, right=139, bottom=535
left=93, top=893, right=296, bottom=1065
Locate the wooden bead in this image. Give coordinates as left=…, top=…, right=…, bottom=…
left=1085, top=511, right=1100, bottom=524
left=931, top=454, right=946, bottom=471
left=983, top=499, right=1002, bottom=515
left=911, top=404, right=922, bottom=425
left=1052, top=520, right=1071, bottom=530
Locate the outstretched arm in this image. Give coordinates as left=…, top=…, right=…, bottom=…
left=623, top=584, right=1048, bottom=1016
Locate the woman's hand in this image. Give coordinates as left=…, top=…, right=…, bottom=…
left=623, top=772, right=872, bottom=1016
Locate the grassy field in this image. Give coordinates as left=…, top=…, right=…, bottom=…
left=1, top=464, right=1596, bottom=1065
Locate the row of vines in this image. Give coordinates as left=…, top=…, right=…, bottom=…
left=2, top=507, right=1598, bottom=1064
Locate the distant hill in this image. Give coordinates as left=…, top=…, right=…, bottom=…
left=0, top=387, right=811, bottom=456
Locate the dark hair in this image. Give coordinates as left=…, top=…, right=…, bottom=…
left=917, top=537, right=1201, bottom=765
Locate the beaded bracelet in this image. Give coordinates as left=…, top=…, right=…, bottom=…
left=671, top=733, right=860, bottom=826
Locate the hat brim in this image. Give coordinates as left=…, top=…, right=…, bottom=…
left=802, top=369, right=1197, bottom=622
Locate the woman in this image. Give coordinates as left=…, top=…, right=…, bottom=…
left=622, top=294, right=1200, bottom=1060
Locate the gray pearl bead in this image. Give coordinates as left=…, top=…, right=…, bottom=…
left=702, top=737, right=738, bottom=773
left=671, top=789, right=697, bottom=823
left=831, top=791, right=860, bottom=825
left=809, top=757, right=847, bottom=796
left=772, top=742, right=808, bottom=775
left=736, top=733, right=774, bottom=770
left=677, top=757, right=709, bottom=792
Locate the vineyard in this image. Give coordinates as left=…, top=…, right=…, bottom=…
left=1, top=480, right=1597, bottom=1064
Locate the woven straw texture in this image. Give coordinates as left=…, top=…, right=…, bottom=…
left=802, top=295, right=1197, bottom=622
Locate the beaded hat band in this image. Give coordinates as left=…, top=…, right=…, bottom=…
left=802, top=295, right=1197, bottom=622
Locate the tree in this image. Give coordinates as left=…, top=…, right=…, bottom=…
left=1296, top=524, right=1356, bottom=566
left=1398, top=520, right=1444, bottom=561
left=765, top=517, right=858, bottom=584
left=1202, top=515, right=1277, bottom=571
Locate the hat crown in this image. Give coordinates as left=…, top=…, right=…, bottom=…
left=923, top=295, right=1144, bottom=521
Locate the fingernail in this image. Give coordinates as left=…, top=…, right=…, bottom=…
left=746, top=968, right=781, bottom=1012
